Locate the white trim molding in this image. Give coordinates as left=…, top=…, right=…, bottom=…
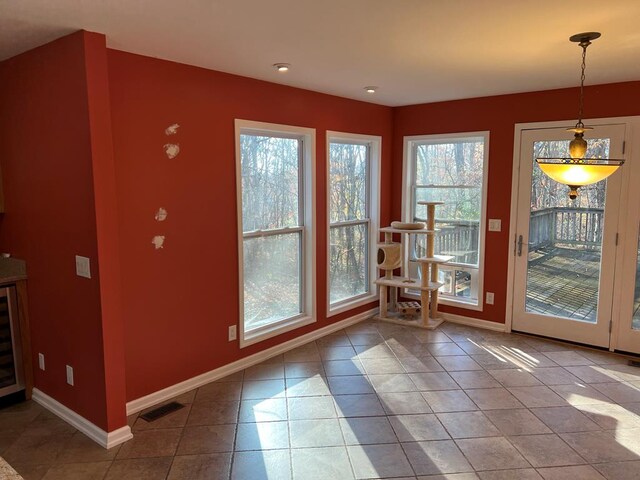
left=235, top=119, right=317, bottom=347
left=508, top=116, right=640, bottom=351
left=401, top=131, right=490, bottom=311
left=127, top=308, right=378, bottom=416
left=441, top=312, right=507, bottom=332
left=32, top=388, right=132, bottom=449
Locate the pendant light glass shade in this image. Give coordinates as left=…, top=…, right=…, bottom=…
left=537, top=158, right=623, bottom=199
left=537, top=160, right=621, bottom=186
left=535, top=32, right=624, bottom=198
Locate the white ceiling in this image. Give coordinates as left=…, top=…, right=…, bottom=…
left=1, top=0, right=640, bottom=106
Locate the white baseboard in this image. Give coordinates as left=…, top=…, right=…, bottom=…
left=127, top=308, right=378, bottom=415
left=441, top=312, right=507, bottom=332
left=32, top=388, right=132, bottom=449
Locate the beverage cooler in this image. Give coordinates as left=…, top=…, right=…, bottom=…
left=0, top=286, right=24, bottom=397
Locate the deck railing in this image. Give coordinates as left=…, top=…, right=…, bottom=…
left=414, top=218, right=480, bottom=264
left=435, top=221, right=480, bottom=264
left=529, top=207, right=604, bottom=250
left=414, top=207, right=603, bottom=260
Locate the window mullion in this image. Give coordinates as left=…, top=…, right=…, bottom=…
left=365, top=144, right=371, bottom=221
left=297, top=139, right=305, bottom=318
left=415, top=184, right=478, bottom=189
left=329, top=219, right=369, bottom=229
left=299, top=228, right=304, bottom=314
left=298, top=139, right=304, bottom=228
left=411, top=142, right=418, bottom=222
left=243, top=226, right=304, bottom=239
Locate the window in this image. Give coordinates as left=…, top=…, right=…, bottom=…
left=236, top=120, right=315, bottom=346
left=403, top=132, right=489, bottom=309
left=327, top=132, right=381, bottom=315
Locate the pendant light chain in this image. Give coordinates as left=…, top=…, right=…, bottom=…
left=535, top=32, right=624, bottom=199
left=577, top=40, right=590, bottom=129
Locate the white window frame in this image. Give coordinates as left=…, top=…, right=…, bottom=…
left=235, top=119, right=316, bottom=347
left=326, top=131, right=381, bottom=317
left=402, top=131, right=489, bottom=311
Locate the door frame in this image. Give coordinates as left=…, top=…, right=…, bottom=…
left=511, top=124, right=624, bottom=347
left=506, top=116, right=640, bottom=352
left=611, top=117, right=640, bottom=353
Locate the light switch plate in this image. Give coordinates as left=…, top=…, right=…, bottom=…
left=38, top=353, right=45, bottom=370
left=486, top=292, right=495, bottom=305
left=75, top=255, right=91, bottom=279
left=488, top=219, right=502, bottom=232
left=66, top=365, right=74, bottom=386
left=228, top=325, right=237, bottom=341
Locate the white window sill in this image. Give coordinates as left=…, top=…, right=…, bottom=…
left=241, top=314, right=316, bottom=348
left=327, top=292, right=378, bottom=318
left=404, top=290, right=484, bottom=312
left=438, top=296, right=483, bottom=311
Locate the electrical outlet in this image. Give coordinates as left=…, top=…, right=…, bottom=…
left=228, top=325, right=237, bottom=341
left=75, top=255, right=91, bottom=279
left=38, top=353, right=45, bottom=370
left=66, top=365, right=74, bottom=386
left=486, top=292, right=495, bottom=305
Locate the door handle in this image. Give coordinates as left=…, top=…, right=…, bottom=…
left=517, top=235, right=524, bottom=256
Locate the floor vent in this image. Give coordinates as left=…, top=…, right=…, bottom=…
left=629, top=360, right=640, bottom=368
left=140, top=401, right=185, bottom=422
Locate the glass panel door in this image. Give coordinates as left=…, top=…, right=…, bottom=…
left=512, top=125, right=625, bottom=347
left=632, top=233, right=640, bottom=331
left=525, top=138, right=608, bottom=323
left=614, top=200, right=640, bottom=355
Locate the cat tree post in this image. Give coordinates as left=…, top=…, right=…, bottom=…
left=423, top=202, right=441, bottom=320
left=374, top=201, right=452, bottom=330
left=379, top=231, right=393, bottom=318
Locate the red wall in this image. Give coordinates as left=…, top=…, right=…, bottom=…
left=106, top=50, right=394, bottom=401
left=83, top=33, right=128, bottom=431
left=0, top=32, right=126, bottom=431
left=393, top=81, right=640, bottom=324
left=5, top=29, right=640, bottom=421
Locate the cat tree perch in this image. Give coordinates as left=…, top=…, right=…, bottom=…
left=374, top=201, right=453, bottom=329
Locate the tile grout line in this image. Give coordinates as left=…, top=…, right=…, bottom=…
left=5, top=319, right=640, bottom=479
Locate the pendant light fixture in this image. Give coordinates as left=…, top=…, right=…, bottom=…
left=536, top=32, right=624, bottom=199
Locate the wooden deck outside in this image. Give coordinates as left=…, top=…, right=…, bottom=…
left=415, top=207, right=640, bottom=330
left=526, top=246, right=640, bottom=330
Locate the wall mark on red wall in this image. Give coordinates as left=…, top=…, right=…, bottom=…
left=163, top=143, right=180, bottom=159
left=151, top=235, right=165, bottom=249
left=165, top=123, right=180, bottom=135
left=154, top=208, right=168, bottom=222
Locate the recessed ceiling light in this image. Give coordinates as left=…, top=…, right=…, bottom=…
left=364, top=86, right=378, bottom=94
left=273, top=63, right=291, bottom=72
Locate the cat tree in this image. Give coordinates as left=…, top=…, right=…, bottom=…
left=374, top=201, right=452, bottom=329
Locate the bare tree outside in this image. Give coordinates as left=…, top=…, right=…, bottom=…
left=414, top=140, right=484, bottom=264
left=329, top=142, right=369, bottom=305
left=531, top=139, right=608, bottom=212
left=241, top=134, right=302, bottom=331
left=412, top=138, right=485, bottom=300
left=241, top=135, right=300, bottom=231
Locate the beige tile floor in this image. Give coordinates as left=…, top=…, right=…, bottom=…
left=1, top=320, right=640, bottom=479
